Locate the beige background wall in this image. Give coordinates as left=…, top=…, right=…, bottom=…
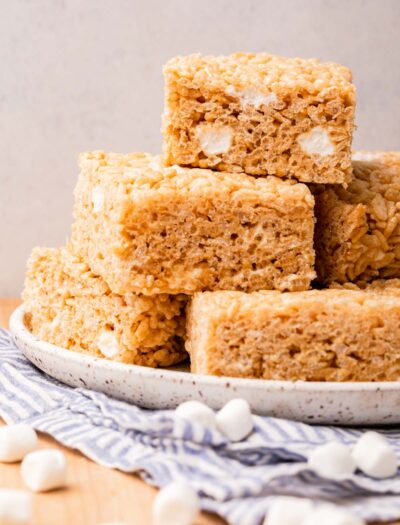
left=1, top=0, right=399, bottom=295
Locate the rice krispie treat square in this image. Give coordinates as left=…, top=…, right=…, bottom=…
left=23, top=247, right=187, bottom=366
left=187, top=288, right=400, bottom=382
left=71, top=151, right=316, bottom=295
left=315, top=152, right=400, bottom=284
left=162, top=53, right=356, bottom=184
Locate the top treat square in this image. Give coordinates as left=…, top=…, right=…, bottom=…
left=162, top=53, right=356, bottom=184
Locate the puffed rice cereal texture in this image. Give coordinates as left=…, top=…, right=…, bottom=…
left=23, top=247, right=187, bottom=367
left=315, top=152, right=400, bottom=284
left=162, top=53, right=356, bottom=184
left=71, top=151, right=316, bottom=295
left=187, top=287, right=400, bottom=381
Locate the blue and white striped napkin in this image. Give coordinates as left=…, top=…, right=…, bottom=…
left=1, top=328, right=400, bottom=525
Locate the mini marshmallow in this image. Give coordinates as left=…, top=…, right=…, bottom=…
left=352, top=431, right=397, bottom=478
left=195, top=124, right=232, bottom=155
left=0, top=489, right=32, bottom=525
left=21, top=449, right=67, bottom=492
left=308, top=441, right=356, bottom=479
left=264, top=496, right=314, bottom=525
left=174, top=400, right=217, bottom=429
left=298, top=126, right=335, bottom=156
left=91, top=186, right=105, bottom=213
left=216, top=398, right=254, bottom=442
left=152, top=482, right=199, bottom=525
left=226, top=86, right=278, bottom=109
left=303, top=504, right=365, bottom=525
left=95, top=329, right=120, bottom=358
left=0, top=424, right=38, bottom=463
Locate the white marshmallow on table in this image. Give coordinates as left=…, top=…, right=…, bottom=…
left=21, top=449, right=67, bottom=492
left=152, top=482, right=199, bottom=525
left=174, top=400, right=217, bottom=429
left=307, top=441, right=356, bottom=479
left=0, top=489, right=33, bottom=525
left=216, top=398, right=254, bottom=442
left=264, top=496, right=314, bottom=525
left=0, top=424, right=38, bottom=463
left=352, top=431, right=397, bottom=478
left=303, top=504, right=365, bottom=525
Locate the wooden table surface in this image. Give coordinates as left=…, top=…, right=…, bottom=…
left=1, top=299, right=398, bottom=525
left=0, top=299, right=224, bottom=525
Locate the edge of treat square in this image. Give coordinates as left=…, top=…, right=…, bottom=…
left=315, top=150, right=400, bottom=284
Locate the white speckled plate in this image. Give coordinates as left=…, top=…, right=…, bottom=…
left=9, top=304, right=400, bottom=425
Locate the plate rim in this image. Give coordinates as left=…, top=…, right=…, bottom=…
left=8, top=303, right=400, bottom=393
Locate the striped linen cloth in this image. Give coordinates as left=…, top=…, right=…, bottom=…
left=1, top=328, right=400, bottom=525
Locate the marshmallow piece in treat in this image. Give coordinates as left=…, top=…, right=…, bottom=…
left=91, top=186, right=105, bottom=213
left=216, top=398, right=254, bottom=442
left=21, top=449, right=67, bottom=492
left=226, top=86, right=278, bottom=109
left=303, top=504, right=365, bottom=525
left=264, top=496, right=314, bottom=525
left=153, top=482, right=199, bottom=525
left=298, top=126, right=335, bottom=156
left=352, top=431, right=398, bottom=478
left=95, top=329, right=120, bottom=358
left=195, top=124, right=232, bottom=155
left=0, top=489, right=32, bottom=525
left=174, top=401, right=217, bottom=429
left=308, top=442, right=356, bottom=479
left=0, top=424, right=38, bottom=463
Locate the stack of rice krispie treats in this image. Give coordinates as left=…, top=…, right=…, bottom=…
left=24, top=52, right=400, bottom=381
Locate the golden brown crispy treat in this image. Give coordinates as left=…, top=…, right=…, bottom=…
left=315, top=152, right=400, bottom=284
left=187, top=289, right=400, bottom=382
left=162, top=53, right=356, bottom=184
left=71, top=151, right=316, bottom=295
left=23, top=247, right=187, bottom=366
